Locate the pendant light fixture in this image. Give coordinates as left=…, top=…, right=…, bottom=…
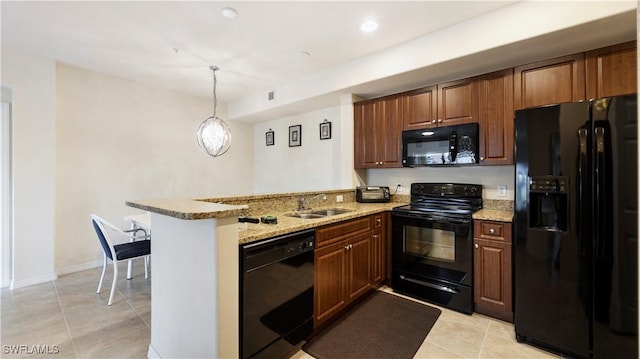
left=197, top=65, right=232, bottom=157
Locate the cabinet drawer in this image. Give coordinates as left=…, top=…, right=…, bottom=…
left=316, top=216, right=372, bottom=247
left=474, top=220, right=512, bottom=242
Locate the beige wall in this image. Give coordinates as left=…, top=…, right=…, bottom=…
left=54, top=64, right=254, bottom=273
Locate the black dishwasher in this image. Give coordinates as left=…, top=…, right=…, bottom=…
left=240, top=229, right=315, bottom=359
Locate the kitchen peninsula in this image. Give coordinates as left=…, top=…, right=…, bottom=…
left=126, top=190, right=403, bottom=359
left=128, top=190, right=514, bottom=358
left=125, top=198, right=247, bottom=359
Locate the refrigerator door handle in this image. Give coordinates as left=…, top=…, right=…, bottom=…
left=594, top=127, right=606, bottom=257
left=578, top=128, right=588, bottom=255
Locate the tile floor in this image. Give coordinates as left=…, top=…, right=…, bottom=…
left=1, top=262, right=558, bottom=359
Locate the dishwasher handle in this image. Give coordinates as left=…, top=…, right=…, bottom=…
left=242, top=229, right=315, bottom=272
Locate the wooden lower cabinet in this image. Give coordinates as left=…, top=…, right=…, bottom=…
left=314, top=214, right=388, bottom=328
left=473, top=220, right=513, bottom=322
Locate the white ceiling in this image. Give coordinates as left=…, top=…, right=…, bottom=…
left=1, top=1, right=518, bottom=105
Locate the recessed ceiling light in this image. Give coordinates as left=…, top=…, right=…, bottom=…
left=360, top=20, right=378, bottom=33
left=221, top=7, right=238, bottom=19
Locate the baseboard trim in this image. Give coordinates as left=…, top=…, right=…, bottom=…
left=55, top=260, right=101, bottom=276
left=10, top=272, right=58, bottom=289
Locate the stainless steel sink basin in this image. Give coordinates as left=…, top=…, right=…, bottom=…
left=309, top=208, right=354, bottom=216
left=286, top=213, right=326, bottom=219
left=285, top=208, right=354, bottom=219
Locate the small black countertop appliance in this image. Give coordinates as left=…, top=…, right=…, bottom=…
left=356, top=186, right=390, bottom=203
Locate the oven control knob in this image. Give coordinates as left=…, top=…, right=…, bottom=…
left=470, top=186, right=477, bottom=194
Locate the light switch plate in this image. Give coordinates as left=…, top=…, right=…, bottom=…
left=497, top=185, right=507, bottom=197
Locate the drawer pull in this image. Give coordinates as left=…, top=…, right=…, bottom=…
left=489, top=228, right=495, bottom=234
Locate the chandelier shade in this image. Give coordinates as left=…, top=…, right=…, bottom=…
left=197, top=65, right=232, bottom=157
left=197, top=115, right=231, bottom=157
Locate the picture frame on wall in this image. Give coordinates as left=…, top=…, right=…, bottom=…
left=320, top=120, right=331, bottom=140
left=265, top=129, right=274, bottom=146
left=289, top=125, right=302, bottom=147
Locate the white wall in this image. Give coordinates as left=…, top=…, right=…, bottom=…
left=54, top=63, right=254, bottom=273
left=1, top=48, right=57, bottom=288
left=367, top=166, right=515, bottom=200
left=253, top=105, right=346, bottom=193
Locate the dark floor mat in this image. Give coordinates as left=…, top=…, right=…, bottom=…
left=303, top=291, right=441, bottom=359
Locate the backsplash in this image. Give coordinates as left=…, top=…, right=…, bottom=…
left=200, top=189, right=359, bottom=216
left=483, top=199, right=514, bottom=211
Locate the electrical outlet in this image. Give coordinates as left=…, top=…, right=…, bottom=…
left=336, top=195, right=344, bottom=203
left=497, top=185, right=507, bottom=197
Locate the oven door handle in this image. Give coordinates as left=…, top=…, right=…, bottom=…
left=392, top=211, right=470, bottom=225
left=399, top=275, right=459, bottom=294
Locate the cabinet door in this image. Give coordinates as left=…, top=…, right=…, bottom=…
left=514, top=53, right=585, bottom=110
left=348, top=233, right=372, bottom=301
left=403, top=86, right=437, bottom=130
left=314, top=240, right=348, bottom=326
left=378, top=95, right=403, bottom=167
left=438, top=77, right=478, bottom=126
left=474, top=238, right=512, bottom=319
left=478, top=69, right=514, bottom=165
left=586, top=40, right=637, bottom=99
left=473, top=220, right=513, bottom=322
left=354, top=100, right=379, bottom=168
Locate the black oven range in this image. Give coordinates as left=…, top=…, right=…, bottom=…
left=391, top=183, right=482, bottom=314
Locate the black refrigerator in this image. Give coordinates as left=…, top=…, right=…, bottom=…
left=514, top=94, right=638, bottom=358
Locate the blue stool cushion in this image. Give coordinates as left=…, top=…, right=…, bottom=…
left=114, top=240, right=151, bottom=260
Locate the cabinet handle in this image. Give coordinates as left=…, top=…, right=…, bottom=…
left=376, top=218, right=381, bottom=225
left=474, top=243, right=479, bottom=249
left=489, top=228, right=495, bottom=234
left=480, top=157, right=484, bottom=161
left=431, top=120, right=436, bottom=124
left=438, top=119, right=442, bottom=123
left=345, top=244, right=352, bottom=251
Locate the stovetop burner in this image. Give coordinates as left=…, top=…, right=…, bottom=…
left=393, top=183, right=483, bottom=219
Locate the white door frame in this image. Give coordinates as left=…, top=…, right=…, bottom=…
left=1, top=87, right=13, bottom=288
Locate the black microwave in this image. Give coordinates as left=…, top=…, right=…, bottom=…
left=402, top=123, right=479, bottom=166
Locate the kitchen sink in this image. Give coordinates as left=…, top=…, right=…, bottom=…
left=285, top=208, right=354, bottom=219
left=287, top=213, right=326, bottom=219
left=309, top=208, right=354, bottom=216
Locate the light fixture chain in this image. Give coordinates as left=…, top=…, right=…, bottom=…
left=211, top=66, right=217, bottom=118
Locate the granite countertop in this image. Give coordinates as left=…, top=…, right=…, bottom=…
left=473, top=209, right=514, bottom=222
left=126, top=192, right=514, bottom=243
left=125, top=198, right=248, bottom=220
left=238, top=202, right=402, bottom=244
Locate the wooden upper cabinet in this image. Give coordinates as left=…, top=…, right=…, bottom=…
left=354, top=94, right=403, bottom=169
left=402, top=78, right=477, bottom=130
left=586, top=40, right=637, bottom=99
left=438, top=77, right=478, bottom=126
left=379, top=95, right=403, bottom=167
left=478, top=69, right=514, bottom=165
left=514, top=53, right=586, bottom=110
left=402, top=86, right=437, bottom=130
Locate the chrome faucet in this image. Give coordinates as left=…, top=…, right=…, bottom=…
left=297, top=193, right=327, bottom=211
